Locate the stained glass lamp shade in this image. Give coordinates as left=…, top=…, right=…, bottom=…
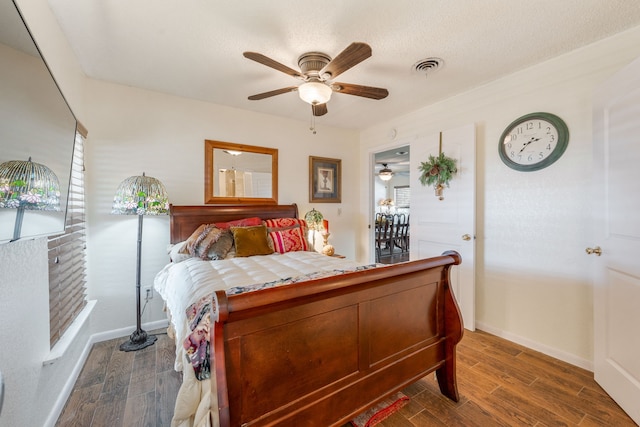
left=304, top=208, right=324, bottom=230
left=112, top=173, right=169, bottom=351
left=304, top=208, right=324, bottom=248
left=0, top=158, right=60, bottom=241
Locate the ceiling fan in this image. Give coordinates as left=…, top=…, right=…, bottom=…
left=243, top=42, right=389, bottom=116
left=378, top=163, right=394, bottom=181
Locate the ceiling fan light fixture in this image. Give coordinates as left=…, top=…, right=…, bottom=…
left=379, top=163, right=394, bottom=181
left=298, top=81, right=332, bottom=105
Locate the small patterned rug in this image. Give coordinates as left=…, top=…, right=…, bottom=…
left=350, top=392, right=410, bottom=427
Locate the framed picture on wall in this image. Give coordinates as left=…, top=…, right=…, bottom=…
left=309, top=156, right=341, bottom=203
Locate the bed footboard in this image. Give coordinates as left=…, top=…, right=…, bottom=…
left=211, top=251, right=463, bottom=426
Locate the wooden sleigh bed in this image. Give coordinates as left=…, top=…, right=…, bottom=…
left=165, top=203, right=464, bottom=426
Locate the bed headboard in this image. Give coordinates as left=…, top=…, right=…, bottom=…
left=169, top=204, right=299, bottom=243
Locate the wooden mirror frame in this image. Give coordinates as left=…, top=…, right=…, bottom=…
left=204, top=140, right=278, bottom=205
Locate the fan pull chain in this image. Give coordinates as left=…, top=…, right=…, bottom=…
left=310, top=111, right=317, bottom=134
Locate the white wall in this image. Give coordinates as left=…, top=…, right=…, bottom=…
left=359, top=25, right=640, bottom=367
left=0, top=3, right=88, bottom=426
left=82, top=80, right=360, bottom=333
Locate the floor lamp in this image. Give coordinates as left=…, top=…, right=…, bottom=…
left=0, top=158, right=61, bottom=241
left=112, top=172, right=169, bottom=351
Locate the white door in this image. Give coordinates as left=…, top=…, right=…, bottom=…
left=592, top=56, right=640, bottom=425
left=410, top=124, right=476, bottom=330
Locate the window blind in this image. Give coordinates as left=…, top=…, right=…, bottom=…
left=48, top=127, right=87, bottom=348
left=394, top=185, right=410, bottom=208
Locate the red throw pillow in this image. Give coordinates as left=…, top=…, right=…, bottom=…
left=215, top=216, right=262, bottom=229
left=268, top=226, right=309, bottom=253
left=263, top=217, right=308, bottom=231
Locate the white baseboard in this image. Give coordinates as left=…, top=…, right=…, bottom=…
left=44, top=318, right=170, bottom=427
left=90, top=319, right=170, bottom=344
left=475, top=321, right=593, bottom=371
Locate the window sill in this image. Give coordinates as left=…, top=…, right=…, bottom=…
left=43, top=300, right=96, bottom=366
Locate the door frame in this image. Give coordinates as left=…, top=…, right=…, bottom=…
left=368, top=141, right=413, bottom=264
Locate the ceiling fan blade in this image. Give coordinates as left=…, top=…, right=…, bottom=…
left=332, top=82, right=389, bottom=100
left=312, top=103, right=328, bottom=116
left=248, top=86, right=298, bottom=100
left=243, top=52, right=304, bottom=79
left=320, top=42, right=372, bottom=79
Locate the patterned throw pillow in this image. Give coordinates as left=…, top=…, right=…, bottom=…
left=268, top=226, right=309, bottom=253
left=263, top=218, right=310, bottom=253
left=180, top=224, right=234, bottom=260
left=263, top=217, right=307, bottom=232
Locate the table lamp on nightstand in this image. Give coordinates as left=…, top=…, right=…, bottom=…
left=304, top=208, right=323, bottom=249
left=320, top=218, right=334, bottom=256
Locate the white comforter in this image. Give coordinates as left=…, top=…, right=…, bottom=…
left=153, top=251, right=365, bottom=427
left=154, top=251, right=363, bottom=371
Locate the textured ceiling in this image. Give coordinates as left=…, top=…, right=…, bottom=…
left=47, top=0, right=640, bottom=130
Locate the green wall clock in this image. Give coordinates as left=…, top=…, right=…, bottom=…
left=498, top=112, right=569, bottom=172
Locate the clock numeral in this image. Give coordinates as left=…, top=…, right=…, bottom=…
left=546, top=126, right=552, bottom=134
left=539, top=152, right=544, bottom=159
left=526, top=122, right=534, bottom=130
left=546, top=143, right=552, bottom=151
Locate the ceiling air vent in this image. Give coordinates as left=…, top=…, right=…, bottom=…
left=412, top=57, right=443, bottom=76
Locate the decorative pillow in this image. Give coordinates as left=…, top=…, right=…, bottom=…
left=181, top=224, right=209, bottom=255
left=268, top=226, right=309, bottom=254
left=168, top=242, right=191, bottom=263
left=205, top=230, right=234, bottom=260
left=263, top=217, right=308, bottom=232
left=180, top=224, right=234, bottom=260
left=193, top=226, right=225, bottom=259
left=215, top=216, right=262, bottom=229
left=263, top=218, right=311, bottom=252
left=230, top=225, right=274, bottom=257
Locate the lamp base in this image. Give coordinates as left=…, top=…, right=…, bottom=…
left=119, top=329, right=157, bottom=352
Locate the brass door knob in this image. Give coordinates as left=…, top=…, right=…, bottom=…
left=462, top=234, right=472, bottom=241
left=585, top=246, right=602, bottom=256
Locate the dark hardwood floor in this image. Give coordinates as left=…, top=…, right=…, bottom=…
left=377, top=246, right=410, bottom=265
left=56, top=329, right=636, bottom=426
left=55, top=329, right=181, bottom=427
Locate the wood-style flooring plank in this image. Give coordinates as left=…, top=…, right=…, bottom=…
left=123, top=390, right=156, bottom=427
left=128, top=347, right=157, bottom=397
left=55, top=383, right=102, bottom=427
left=74, top=341, right=114, bottom=389
left=102, top=348, right=135, bottom=394
left=155, top=369, right=182, bottom=426
left=91, top=387, right=128, bottom=427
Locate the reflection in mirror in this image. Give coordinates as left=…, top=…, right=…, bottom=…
left=205, top=140, right=278, bottom=204
left=0, top=1, right=77, bottom=243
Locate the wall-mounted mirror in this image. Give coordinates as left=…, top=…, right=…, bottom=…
left=0, top=1, right=77, bottom=243
left=205, top=140, right=278, bottom=205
